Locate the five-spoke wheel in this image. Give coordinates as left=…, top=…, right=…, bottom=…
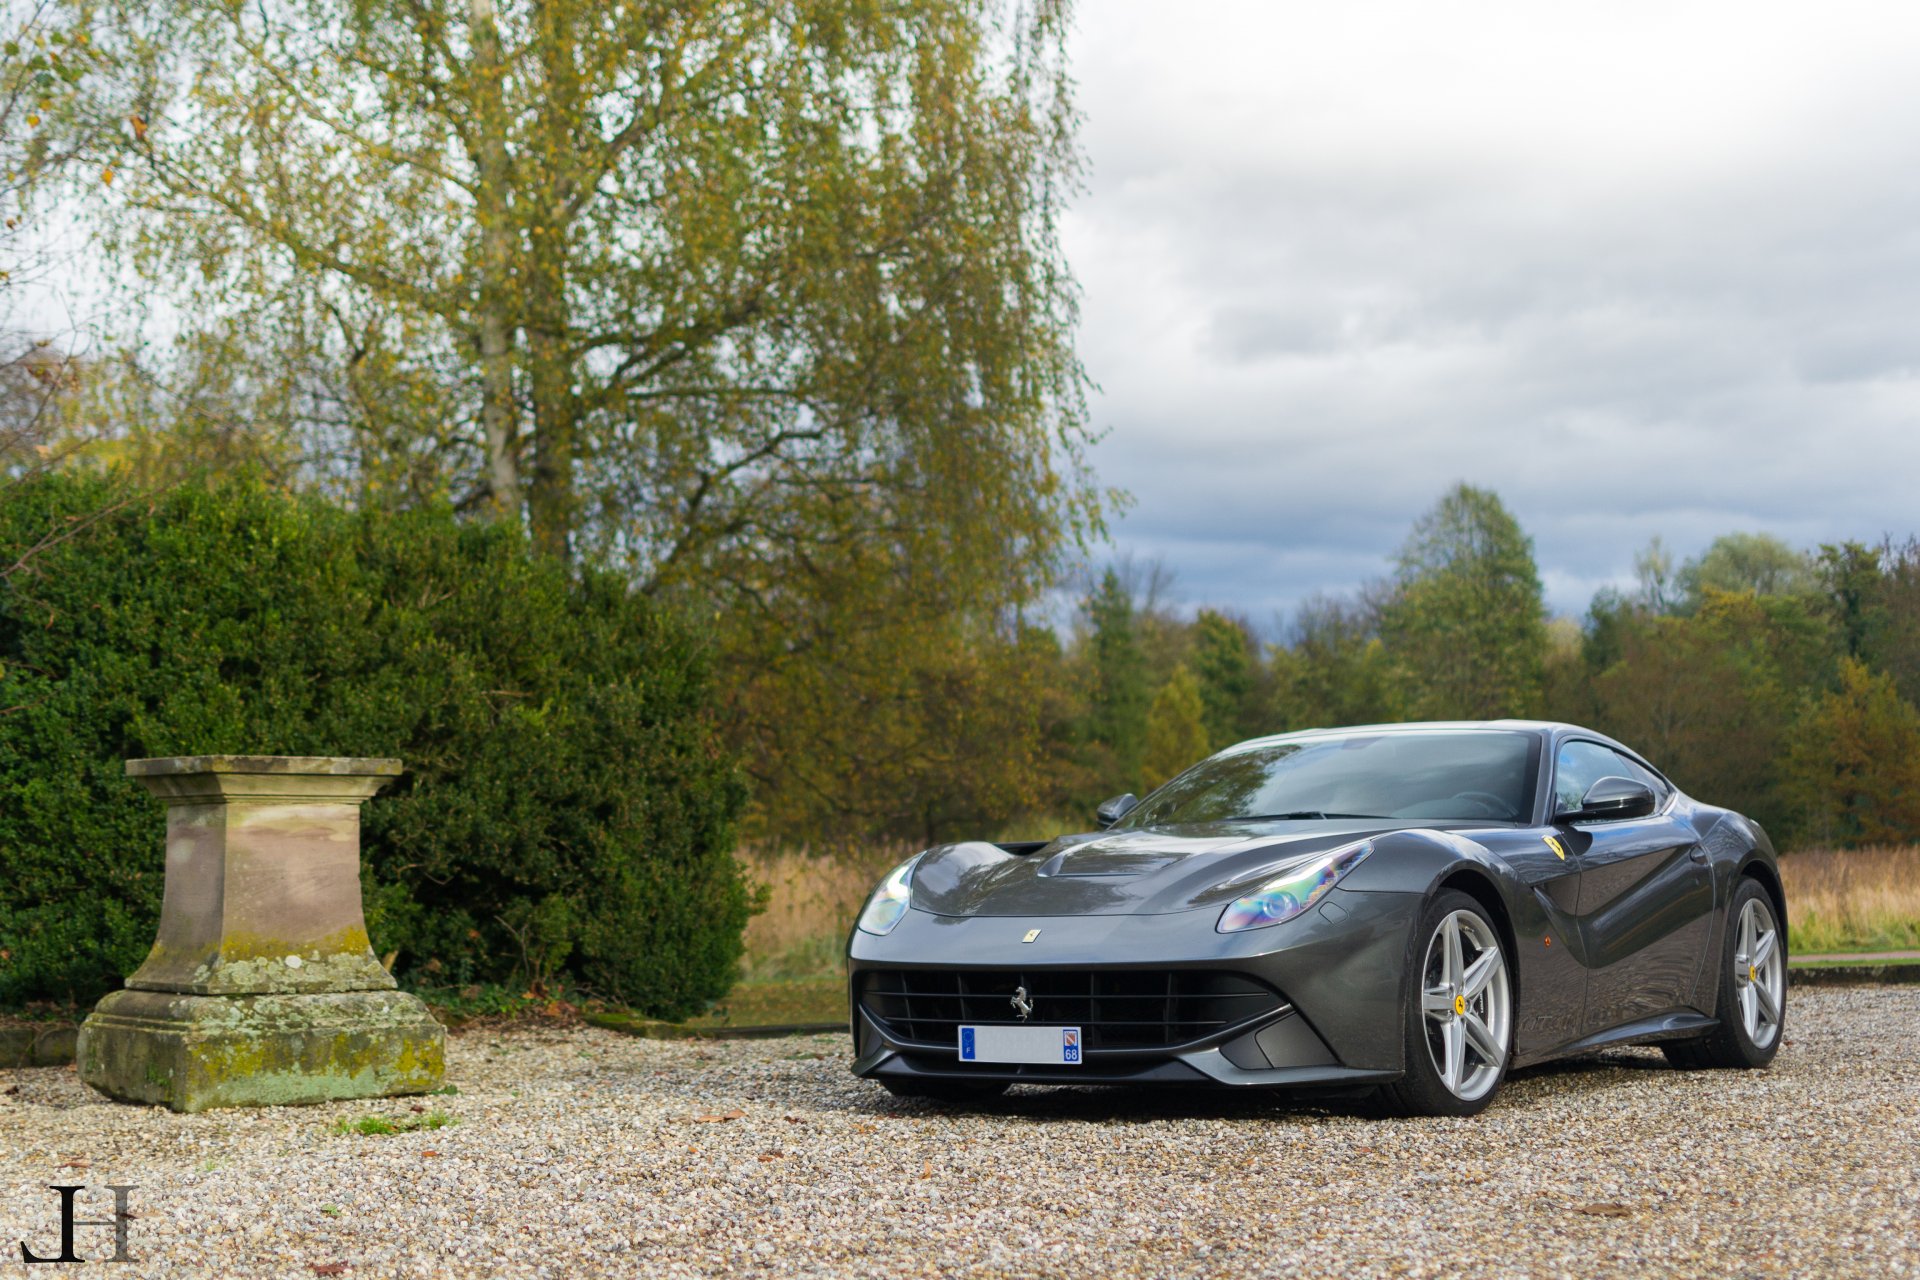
left=1664, top=876, right=1787, bottom=1071
left=1382, top=890, right=1513, bottom=1115
left=1420, top=908, right=1512, bottom=1102
left=1731, top=894, right=1785, bottom=1048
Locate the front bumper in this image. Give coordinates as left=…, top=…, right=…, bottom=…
left=846, top=886, right=1422, bottom=1088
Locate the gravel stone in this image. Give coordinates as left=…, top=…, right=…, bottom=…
left=2, top=986, right=1916, bottom=1278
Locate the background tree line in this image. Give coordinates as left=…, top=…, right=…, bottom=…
left=995, top=483, right=1920, bottom=852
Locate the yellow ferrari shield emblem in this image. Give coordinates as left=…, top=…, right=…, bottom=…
left=1543, top=834, right=1567, bottom=860
left=1022, top=929, right=1041, bottom=944
left=1453, top=994, right=1467, bottom=1017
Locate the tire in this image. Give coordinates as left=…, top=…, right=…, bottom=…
left=1378, top=889, right=1514, bottom=1117
left=1663, top=876, right=1786, bottom=1071
left=879, top=1077, right=1010, bottom=1103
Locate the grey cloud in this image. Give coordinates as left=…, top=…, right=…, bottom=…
left=1066, top=2, right=1920, bottom=618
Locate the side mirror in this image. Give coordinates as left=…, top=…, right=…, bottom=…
left=1557, top=775, right=1657, bottom=824
left=1095, top=793, right=1139, bottom=827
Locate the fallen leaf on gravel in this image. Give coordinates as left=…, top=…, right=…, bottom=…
left=853, top=1123, right=875, bottom=1134
left=920, top=1159, right=932, bottom=1179
left=57, top=1159, right=89, bottom=1170
left=784, top=1115, right=806, bottom=1124
left=3, top=1085, right=18, bottom=1096
left=311, top=1264, right=349, bottom=1276
left=758, top=1152, right=784, bottom=1162
left=692, top=1109, right=745, bottom=1123
left=1573, top=1203, right=1633, bottom=1218
left=421, top=1151, right=440, bottom=1158
left=409, top=1104, right=426, bottom=1113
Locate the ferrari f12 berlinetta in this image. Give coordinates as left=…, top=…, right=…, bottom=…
left=847, top=721, right=1787, bottom=1115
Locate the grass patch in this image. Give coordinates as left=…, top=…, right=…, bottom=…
left=1781, top=845, right=1920, bottom=954
left=1788, top=953, right=1920, bottom=966
left=331, top=1109, right=457, bottom=1137
left=677, top=977, right=847, bottom=1029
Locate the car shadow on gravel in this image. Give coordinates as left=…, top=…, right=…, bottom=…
left=829, top=1047, right=1690, bottom=1124
left=833, top=1083, right=1395, bottom=1125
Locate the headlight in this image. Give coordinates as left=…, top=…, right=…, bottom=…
left=856, top=854, right=922, bottom=935
left=1217, top=841, right=1373, bottom=933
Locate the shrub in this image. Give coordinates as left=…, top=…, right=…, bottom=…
left=0, top=473, right=750, bottom=1017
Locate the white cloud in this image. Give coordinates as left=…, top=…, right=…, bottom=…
left=1067, top=0, right=1920, bottom=617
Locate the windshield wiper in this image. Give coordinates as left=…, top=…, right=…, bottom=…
left=1235, top=811, right=1388, bottom=822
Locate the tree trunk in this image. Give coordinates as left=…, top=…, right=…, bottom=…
left=468, top=0, right=520, bottom=520
left=523, top=8, right=580, bottom=561
left=526, top=326, right=575, bottom=559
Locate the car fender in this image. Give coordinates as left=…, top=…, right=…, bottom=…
left=1334, top=828, right=1551, bottom=1056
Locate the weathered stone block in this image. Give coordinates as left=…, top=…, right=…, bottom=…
left=79, top=989, right=443, bottom=1112
left=120, top=756, right=404, bottom=996
left=78, top=755, right=445, bottom=1110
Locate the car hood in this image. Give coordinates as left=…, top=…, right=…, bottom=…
left=909, top=820, right=1470, bottom=917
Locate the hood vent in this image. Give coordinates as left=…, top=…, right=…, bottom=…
left=1035, top=849, right=1178, bottom=879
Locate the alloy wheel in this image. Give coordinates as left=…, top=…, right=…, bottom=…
left=1732, top=896, right=1785, bottom=1048
left=1420, top=909, right=1511, bottom=1101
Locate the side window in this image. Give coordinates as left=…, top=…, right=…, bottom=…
left=1554, top=740, right=1669, bottom=814
left=1553, top=742, right=1618, bottom=813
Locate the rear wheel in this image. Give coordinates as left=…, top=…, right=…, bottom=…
left=879, top=1077, right=1010, bottom=1103
left=1379, top=890, right=1513, bottom=1117
left=1663, top=877, right=1785, bottom=1070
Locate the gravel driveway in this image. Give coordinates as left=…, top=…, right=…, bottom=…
left=2, top=986, right=1916, bottom=1279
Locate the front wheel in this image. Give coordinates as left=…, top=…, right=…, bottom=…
left=1663, top=877, right=1786, bottom=1070
left=1378, top=890, right=1513, bottom=1117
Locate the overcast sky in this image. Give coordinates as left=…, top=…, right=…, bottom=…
left=1063, top=1, right=1920, bottom=626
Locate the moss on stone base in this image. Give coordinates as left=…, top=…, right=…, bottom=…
left=77, top=989, right=445, bottom=1113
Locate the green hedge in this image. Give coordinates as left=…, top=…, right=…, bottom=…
left=0, top=473, right=751, bottom=1018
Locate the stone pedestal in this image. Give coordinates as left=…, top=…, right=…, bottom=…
left=78, top=756, right=444, bottom=1112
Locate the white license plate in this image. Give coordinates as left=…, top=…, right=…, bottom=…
left=958, top=1025, right=1083, bottom=1065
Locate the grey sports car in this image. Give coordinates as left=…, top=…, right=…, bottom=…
left=846, top=721, right=1788, bottom=1115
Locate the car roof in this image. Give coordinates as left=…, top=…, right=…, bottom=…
left=1231, top=719, right=1558, bottom=747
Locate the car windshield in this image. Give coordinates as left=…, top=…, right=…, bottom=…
left=1118, top=730, right=1538, bottom=827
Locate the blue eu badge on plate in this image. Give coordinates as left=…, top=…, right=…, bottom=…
left=1062, top=1028, right=1080, bottom=1063
left=960, top=1027, right=977, bottom=1060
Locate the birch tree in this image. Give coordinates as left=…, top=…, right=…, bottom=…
left=69, top=0, right=1098, bottom=587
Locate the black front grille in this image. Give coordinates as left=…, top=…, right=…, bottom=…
left=859, top=969, right=1285, bottom=1053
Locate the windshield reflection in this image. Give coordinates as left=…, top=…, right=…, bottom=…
left=1119, top=730, right=1535, bottom=828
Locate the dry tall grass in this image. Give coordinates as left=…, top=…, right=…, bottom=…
left=735, top=843, right=916, bottom=979
left=733, top=815, right=1084, bottom=980
left=1780, top=844, right=1920, bottom=955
